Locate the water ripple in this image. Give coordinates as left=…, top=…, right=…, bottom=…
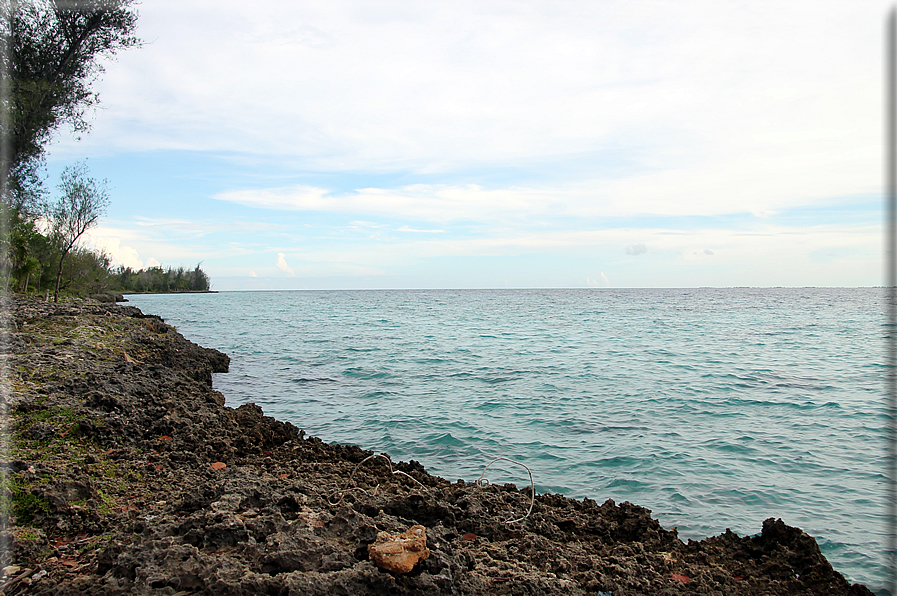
left=126, top=287, right=885, bottom=589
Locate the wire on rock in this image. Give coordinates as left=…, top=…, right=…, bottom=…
left=328, top=453, right=425, bottom=505
left=474, top=456, right=535, bottom=524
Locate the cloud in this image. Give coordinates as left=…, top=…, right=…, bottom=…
left=213, top=168, right=860, bottom=223
left=586, top=272, right=610, bottom=287
left=146, top=258, right=161, bottom=268
left=213, top=184, right=560, bottom=222
left=272, top=222, right=880, bottom=274
left=90, top=238, right=144, bottom=269
left=276, top=252, right=295, bottom=276
left=57, top=0, right=881, bottom=220
left=81, top=226, right=150, bottom=269
left=249, top=270, right=258, bottom=277
left=396, top=226, right=445, bottom=233
left=215, top=186, right=329, bottom=211
left=45, top=1, right=888, bottom=289
left=131, top=216, right=289, bottom=237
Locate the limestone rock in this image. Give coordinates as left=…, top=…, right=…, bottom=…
left=367, top=525, right=430, bottom=574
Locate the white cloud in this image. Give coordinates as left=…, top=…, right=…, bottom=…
left=272, top=222, right=880, bottom=272
left=276, top=253, right=295, bottom=276
left=249, top=270, right=258, bottom=277
left=44, top=1, right=887, bottom=288
left=83, top=226, right=146, bottom=269
left=89, top=238, right=143, bottom=269
left=213, top=164, right=876, bottom=222
left=53, top=0, right=884, bottom=218
left=396, top=226, right=445, bottom=234
left=130, top=216, right=289, bottom=237
left=213, top=184, right=559, bottom=222
left=84, top=224, right=213, bottom=270
left=586, top=273, right=611, bottom=287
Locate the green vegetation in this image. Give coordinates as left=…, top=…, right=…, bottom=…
left=0, top=1, right=211, bottom=299
left=9, top=479, right=51, bottom=526
left=6, top=399, right=134, bottom=528
left=4, top=216, right=211, bottom=296
left=112, top=263, right=211, bottom=294
left=1, top=0, right=139, bottom=207
left=47, top=162, right=110, bottom=301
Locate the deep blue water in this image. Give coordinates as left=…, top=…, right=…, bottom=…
left=125, top=288, right=886, bottom=590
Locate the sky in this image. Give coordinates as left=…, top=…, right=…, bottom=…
left=43, top=0, right=888, bottom=289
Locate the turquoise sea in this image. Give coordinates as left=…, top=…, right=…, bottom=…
left=125, top=288, right=886, bottom=590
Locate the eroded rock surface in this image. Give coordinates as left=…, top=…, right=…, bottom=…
left=0, top=295, right=876, bottom=595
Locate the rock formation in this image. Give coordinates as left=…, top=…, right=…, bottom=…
left=368, top=525, right=430, bottom=574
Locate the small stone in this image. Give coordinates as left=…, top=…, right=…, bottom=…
left=367, top=525, right=430, bottom=574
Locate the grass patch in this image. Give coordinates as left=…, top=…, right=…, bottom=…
left=5, top=476, right=50, bottom=526
left=14, top=528, right=41, bottom=541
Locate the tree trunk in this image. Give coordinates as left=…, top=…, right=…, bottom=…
left=54, top=249, right=69, bottom=303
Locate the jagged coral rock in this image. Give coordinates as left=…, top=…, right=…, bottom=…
left=367, top=525, right=430, bottom=574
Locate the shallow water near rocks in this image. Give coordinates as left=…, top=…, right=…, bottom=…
left=126, top=287, right=886, bottom=590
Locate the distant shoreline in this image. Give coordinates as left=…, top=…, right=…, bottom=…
left=121, top=290, right=218, bottom=295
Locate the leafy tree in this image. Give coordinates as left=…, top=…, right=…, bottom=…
left=16, top=255, right=40, bottom=292
left=0, top=0, right=139, bottom=207
left=58, top=244, right=108, bottom=294
left=5, top=211, right=40, bottom=289
left=108, top=262, right=211, bottom=293
left=47, top=161, right=108, bottom=301
left=191, top=263, right=208, bottom=291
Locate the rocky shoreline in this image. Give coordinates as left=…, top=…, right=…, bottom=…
left=0, top=296, right=875, bottom=595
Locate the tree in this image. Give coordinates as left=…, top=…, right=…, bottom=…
left=59, top=244, right=109, bottom=294
left=5, top=210, right=40, bottom=289
left=191, top=263, right=209, bottom=291
left=0, top=0, right=139, bottom=207
left=47, top=161, right=107, bottom=301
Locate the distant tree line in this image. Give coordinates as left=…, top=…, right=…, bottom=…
left=2, top=157, right=211, bottom=298
left=0, top=1, right=212, bottom=299
left=3, top=205, right=211, bottom=297
left=112, top=264, right=210, bottom=294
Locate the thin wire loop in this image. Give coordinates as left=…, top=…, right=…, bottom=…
left=328, top=453, right=425, bottom=505
left=474, top=457, right=535, bottom=524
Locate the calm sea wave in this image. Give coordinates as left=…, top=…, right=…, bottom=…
left=125, top=288, right=886, bottom=589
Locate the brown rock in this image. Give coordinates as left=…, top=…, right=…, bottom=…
left=367, top=525, right=430, bottom=574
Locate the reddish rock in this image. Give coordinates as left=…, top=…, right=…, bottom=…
left=367, top=525, right=430, bottom=574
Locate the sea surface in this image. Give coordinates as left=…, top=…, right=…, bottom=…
left=125, top=288, right=886, bottom=590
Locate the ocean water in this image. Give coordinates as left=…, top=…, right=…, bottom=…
left=125, top=288, right=886, bottom=590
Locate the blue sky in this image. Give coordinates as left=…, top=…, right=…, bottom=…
left=44, top=0, right=885, bottom=289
